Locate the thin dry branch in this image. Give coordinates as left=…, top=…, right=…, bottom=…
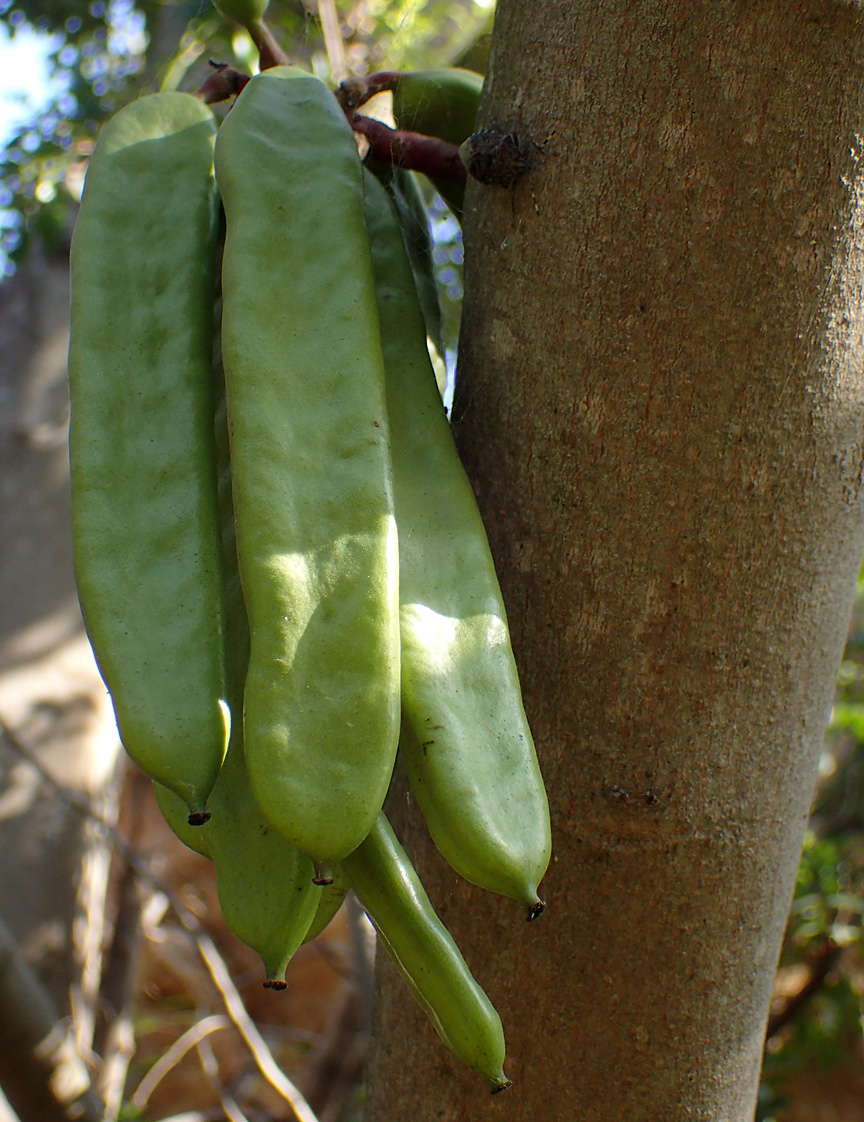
left=197, top=1035, right=249, bottom=1122
left=193, top=931, right=320, bottom=1122
left=97, top=770, right=148, bottom=1120
left=0, top=718, right=321, bottom=1122
left=316, top=0, right=348, bottom=83
left=766, top=940, right=843, bottom=1040
left=131, top=1015, right=230, bottom=1111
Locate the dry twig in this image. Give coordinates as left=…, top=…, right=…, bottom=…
left=196, top=1034, right=249, bottom=1122
left=316, top=0, right=348, bottom=83
left=0, top=718, right=321, bottom=1122
left=131, top=1015, right=231, bottom=1111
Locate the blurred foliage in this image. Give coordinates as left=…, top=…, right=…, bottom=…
left=758, top=564, right=864, bottom=1120
left=425, top=186, right=462, bottom=402
left=0, top=0, right=491, bottom=272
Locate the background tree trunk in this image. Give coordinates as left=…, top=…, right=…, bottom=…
left=0, top=238, right=120, bottom=1118
left=365, top=3, right=864, bottom=1119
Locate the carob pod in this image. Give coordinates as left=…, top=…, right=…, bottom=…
left=341, top=813, right=510, bottom=1092
left=205, top=734, right=320, bottom=988
left=391, top=68, right=484, bottom=147
left=212, top=0, right=269, bottom=33
left=392, top=68, right=482, bottom=215
left=302, top=869, right=349, bottom=944
left=381, top=166, right=443, bottom=356
left=68, top=93, right=229, bottom=821
left=363, top=173, right=551, bottom=916
left=155, top=282, right=321, bottom=985
left=156, top=772, right=349, bottom=956
left=215, top=67, right=400, bottom=869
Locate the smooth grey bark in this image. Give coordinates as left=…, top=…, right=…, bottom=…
left=365, top=3, right=864, bottom=1120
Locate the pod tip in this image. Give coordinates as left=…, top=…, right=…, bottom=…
left=526, top=898, right=546, bottom=922
left=187, top=809, right=211, bottom=826
left=262, top=977, right=288, bottom=991
left=490, top=1076, right=512, bottom=1095
left=312, top=864, right=334, bottom=886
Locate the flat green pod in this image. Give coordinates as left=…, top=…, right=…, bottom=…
left=392, top=68, right=483, bottom=218
left=342, top=814, right=510, bottom=1092
left=154, top=781, right=213, bottom=858
left=205, top=734, right=320, bottom=987
left=215, top=67, right=400, bottom=867
left=365, top=161, right=443, bottom=353
left=156, top=740, right=321, bottom=985
left=363, top=175, right=550, bottom=915
left=68, top=93, right=229, bottom=819
left=212, top=0, right=269, bottom=32
left=391, top=69, right=484, bottom=147
left=302, top=868, right=348, bottom=944
left=154, top=279, right=320, bottom=984
left=385, top=168, right=443, bottom=357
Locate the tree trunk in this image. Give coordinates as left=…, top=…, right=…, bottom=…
left=365, top=3, right=864, bottom=1120
left=0, top=239, right=120, bottom=1117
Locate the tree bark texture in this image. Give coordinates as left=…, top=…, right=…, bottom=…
left=366, top=3, right=864, bottom=1120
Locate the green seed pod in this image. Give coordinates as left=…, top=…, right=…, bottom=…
left=392, top=68, right=483, bottom=217
left=303, top=869, right=349, bottom=944
left=214, top=67, right=400, bottom=867
left=363, top=173, right=551, bottom=915
left=341, top=814, right=510, bottom=1092
left=68, top=93, right=229, bottom=820
left=206, top=734, right=320, bottom=988
left=391, top=69, right=484, bottom=147
left=154, top=769, right=346, bottom=958
left=154, top=730, right=322, bottom=987
left=364, top=160, right=442, bottom=353
left=155, top=283, right=323, bottom=985
left=212, top=0, right=269, bottom=32
left=154, top=781, right=212, bottom=858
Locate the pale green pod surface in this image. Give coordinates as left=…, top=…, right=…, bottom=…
left=205, top=733, right=320, bottom=987
left=154, top=743, right=322, bottom=983
left=212, top=0, right=269, bottom=32
left=189, top=273, right=320, bottom=987
left=154, top=781, right=213, bottom=859
left=211, top=287, right=251, bottom=702
left=155, top=748, right=327, bottom=979
left=68, top=93, right=229, bottom=819
left=364, top=162, right=442, bottom=351
left=363, top=175, right=551, bottom=915
left=392, top=69, right=483, bottom=147
left=302, top=868, right=348, bottom=945
left=156, top=757, right=322, bottom=985
left=391, top=68, right=483, bottom=217
left=149, top=285, right=241, bottom=866
left=341, top=814, right=510, bottom=1092
left=215, top=67, right=400, bottom=866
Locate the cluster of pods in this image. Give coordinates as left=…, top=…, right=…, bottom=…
left=67, top=49, right=549, bottom=1090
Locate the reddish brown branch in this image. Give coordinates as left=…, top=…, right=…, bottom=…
left=196, top=63, right=250, bottom=104
left=350, top=113, right=466, bottom=185
left=194, top=66, right=465, bottom=187
left=335, top=72, right=400, bottom=113
left=765, top=940, right=842, bottom=1040
left=248, top=18, right=290, bottom=70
